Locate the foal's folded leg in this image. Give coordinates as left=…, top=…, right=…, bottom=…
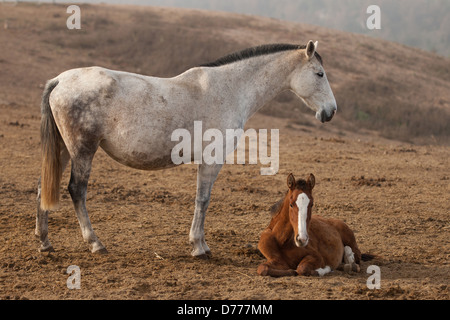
left=257, top=262, right=297, bottom=277
left=296, top=254, right=327, bottom=276
left=257, top=231, right=296, bottom=277
left=342, top=246, right=360, bottom=273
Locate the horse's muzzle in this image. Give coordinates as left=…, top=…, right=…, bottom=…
left=317, top=108, right=336, bottom=123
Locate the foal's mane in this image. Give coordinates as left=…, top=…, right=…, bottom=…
left=200, top=43, right=323, bottom=68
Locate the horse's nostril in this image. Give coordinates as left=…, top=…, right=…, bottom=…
left=295, top=235, right=301, bottom=246
left=320, top=110, right=327, bottom=123
left=296, top=235, right=308, bottom=247
left=321, top=109, right=335, bottom=123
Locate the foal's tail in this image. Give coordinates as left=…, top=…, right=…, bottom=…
left=40, top=79, right=62, bottom=211
left=361, top=253, right=377, bottom=261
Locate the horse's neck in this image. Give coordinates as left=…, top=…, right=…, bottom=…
left=208, top=51, right=299, bottom=124
left=270, top=196, right=295, bottom=246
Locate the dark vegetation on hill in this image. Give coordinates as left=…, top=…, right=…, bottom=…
left=0, top=3, right=449, bottom=144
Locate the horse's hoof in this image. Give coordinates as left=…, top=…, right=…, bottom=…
left=193, top=253, right=210, bottom=260
left=89, top=240, right=108, bottom=254
left=93, top=247, right=108, bottom=254
left=38, top=245, right=55, bottom=253
left=38, top=243, right=55, bottom=252
left=257, top=264, right=269, bottom=276
left=191, top=245, right=211, bottom=259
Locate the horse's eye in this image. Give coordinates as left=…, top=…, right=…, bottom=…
left=317, top=72, right=324, bottom=78
left=289, top=203, right=294, bottom=208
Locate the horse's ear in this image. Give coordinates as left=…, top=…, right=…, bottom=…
left=307, top=173, right=315, bottom=190
left=287, top=173, right=296, bottom=190
left=305, top=40, right=316, bottom=60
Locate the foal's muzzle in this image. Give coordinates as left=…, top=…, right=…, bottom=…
left=295, top=235, right=309, bottom=247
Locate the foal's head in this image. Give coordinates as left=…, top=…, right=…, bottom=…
left=287, top=173, right=315, bottom=247
left=289, top=41, right=337, bottom=123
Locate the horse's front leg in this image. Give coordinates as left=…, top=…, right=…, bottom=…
left=189, top=163, right=223, bottom=258
left=296, top=254, right=329, bottom=277
left=257, top=230, right=296, bottom=277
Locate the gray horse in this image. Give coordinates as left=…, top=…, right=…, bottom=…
left=36, top=40, right=337, bottom=258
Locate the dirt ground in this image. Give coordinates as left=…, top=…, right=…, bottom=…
left=0, top=101, right=448, bottom=300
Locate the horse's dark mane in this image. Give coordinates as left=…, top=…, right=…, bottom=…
left=200, top=43, right=323, bottom=68
left=269, top=179, right=309, bottom=217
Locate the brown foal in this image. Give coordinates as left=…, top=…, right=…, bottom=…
left=258, top=173, right=363, bottom=277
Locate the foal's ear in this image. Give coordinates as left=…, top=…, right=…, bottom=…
left=307, top=173, right=315, bottom=190
left=287, top=173, right=296, bottom=190
left=305, top=40, right=317, bottom=60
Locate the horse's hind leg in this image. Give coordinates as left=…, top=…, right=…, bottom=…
left=35, top=147, right=70, bottom=252
left=341, top=246, right=361, bottom=273
left=331, top=218, right=362, bottom=264
left=35, top=194, right=54, bottom=252
left=68, top=152, right=106, bottom=254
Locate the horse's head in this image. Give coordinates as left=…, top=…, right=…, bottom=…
left=287, top=173, right=315, bottom=247
left=290, top=41, right=337, bottom=123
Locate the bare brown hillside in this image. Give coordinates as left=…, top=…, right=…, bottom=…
left=0, top=2, right=449, bottom=144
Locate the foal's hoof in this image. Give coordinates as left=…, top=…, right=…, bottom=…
left=257, top=264, right=269, bottom=276
left=343, top=264, right=352, bottom=274
left=343, top=263, right=360, bottom=274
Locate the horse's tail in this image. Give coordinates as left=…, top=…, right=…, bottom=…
left=40, top=79, right=62, bottom=211
left=361, top=253, right=377, bottom=261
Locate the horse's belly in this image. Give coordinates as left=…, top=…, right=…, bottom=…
left=327, top=242, right=344, bottom=269
left=100, top=140, right=178, bottom=171
left=310, top=219, right=345, bottom=269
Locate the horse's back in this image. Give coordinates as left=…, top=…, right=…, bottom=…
left=313, top=216, right=361, bottom=263
left=47, top=67, right=188, bottom=169
left=52, top=66, right=158, bottom=107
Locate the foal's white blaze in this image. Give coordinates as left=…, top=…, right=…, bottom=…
left=295, top=193, right=310, bottom=247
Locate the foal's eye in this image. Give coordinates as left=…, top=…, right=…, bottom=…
left=316, top=72, right=324, bottom=78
